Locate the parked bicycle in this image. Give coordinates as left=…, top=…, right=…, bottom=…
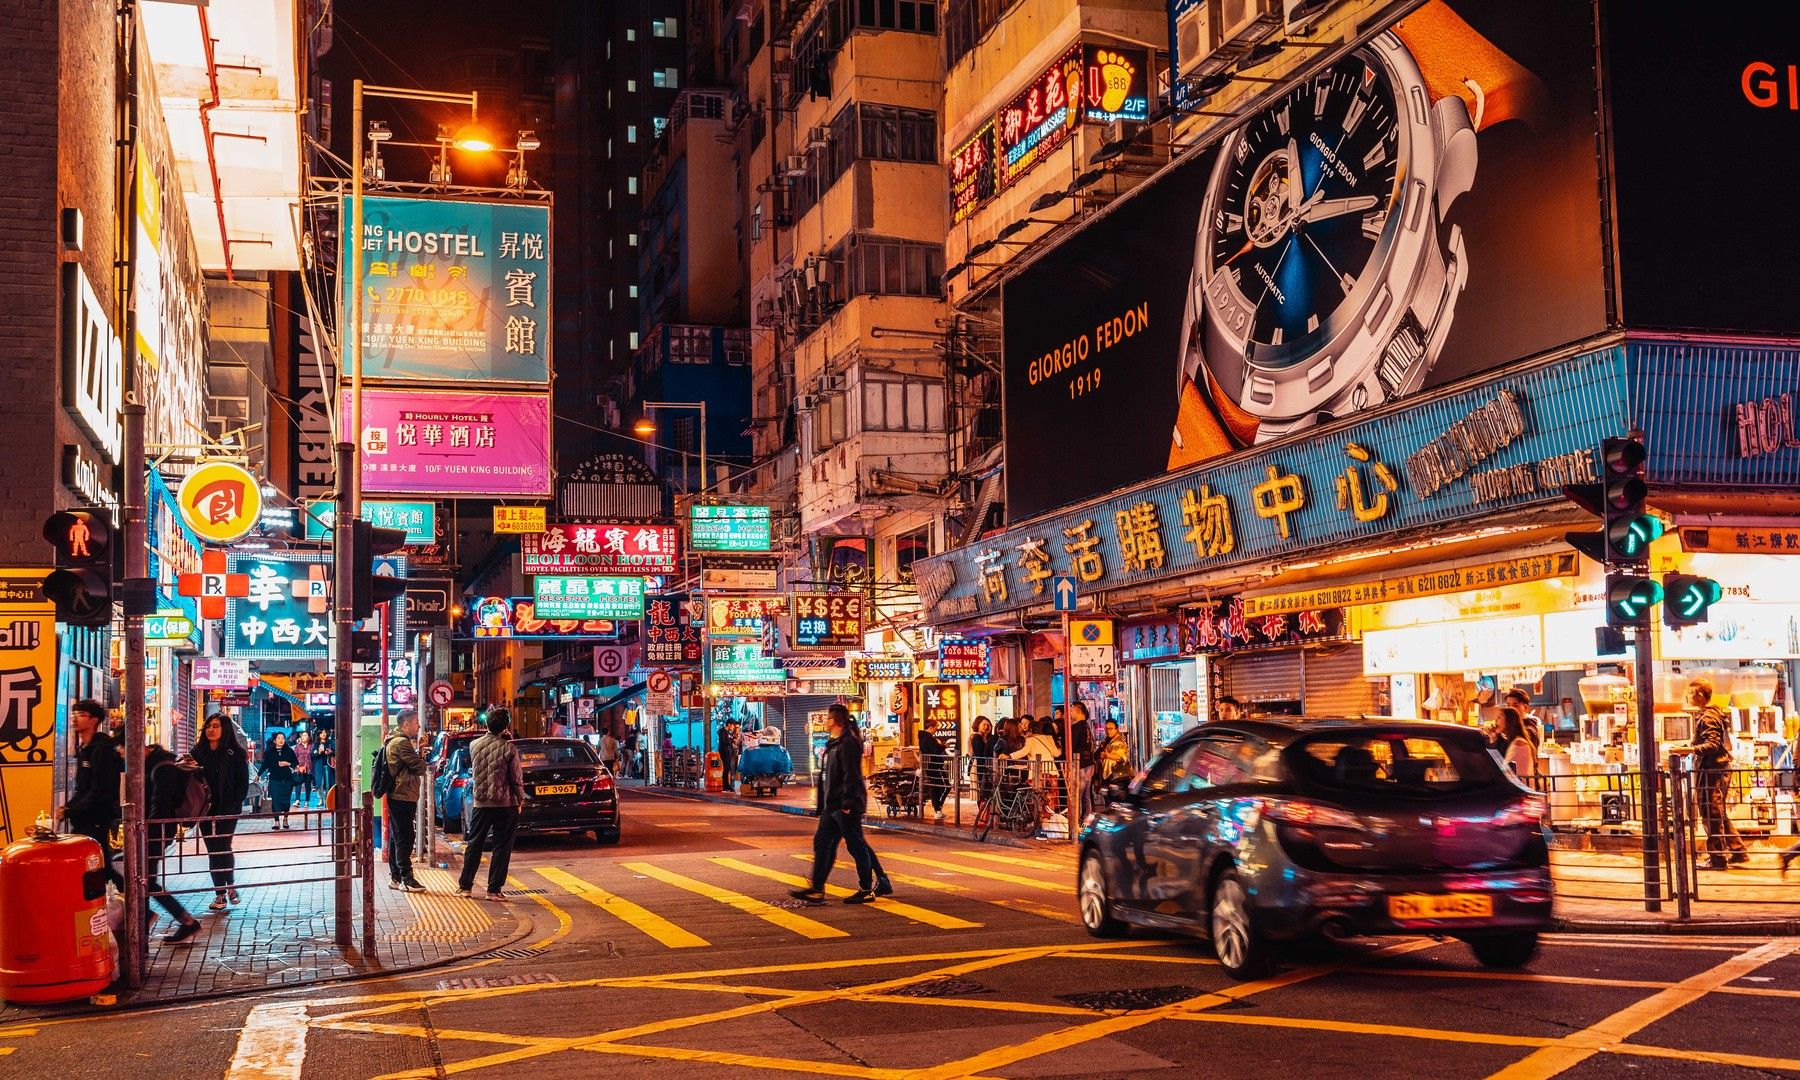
left=974, top=766, right=1043, bottom=841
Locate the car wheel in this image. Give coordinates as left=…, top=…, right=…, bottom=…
left=1209, top=868, right=1272, bottom=980
left=594, top=828, right=620, bottom=845
left=1078, top=851, right=1127, bottom=938
left=1468, top=931, right=1539, bottom=970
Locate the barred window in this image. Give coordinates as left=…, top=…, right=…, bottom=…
left=850, top=238, right=943, bottom=298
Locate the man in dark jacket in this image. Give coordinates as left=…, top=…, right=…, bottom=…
left=1066, top=701, right=1096, bottom=814
left=385, top=711, right=427, bottom=892
left=458, top=709, right=524, bottom=901
left=1688, top=679, right=1748, bottom=870
left=718, top=719, right=740, bottom=790
left=144, top=743, right=204, bottom=944
left=64, top=699, right=123, bottom=890
left=791, top=704, right=892, bottom=904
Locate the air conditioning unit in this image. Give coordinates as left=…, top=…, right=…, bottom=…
left=806, top=125, right=832, bottom=150
left=803, top=258, right=820, bottom=289
left=793, top=393, right=818, bottom=411
left=1177, top=0, right=1280, bottom=79
left=781, top=154, right=809, bottom=177
left=754, top=298, right=780, bottom=326
left=819, top=373, right=846, bottom=392
left=1282, top=0, right=1343, bottom=34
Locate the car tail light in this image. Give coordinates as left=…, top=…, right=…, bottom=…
left=592, top=773, right=614, bottom=791
left=1494, top=793, right=1548, bottom=827
left=451, top=777, right=466, bottom=788
left=1264, top=800, right=1361, bottom=830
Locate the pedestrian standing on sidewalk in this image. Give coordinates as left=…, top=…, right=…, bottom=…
left=1688, top=679, right=1748, bottom=870
left=1494, top=707, right=1538, bottom=782
left=918, top=727, right=949, bottom=824
left=792, top=703, right=893, bottom=905
left=600, top=727, right=620, bottom=776
left=1097, top=719, right=1133, bottom=790
left=144, top=743, right=204, bottom=945
left=63, top=699, right=124, bottom=890
left=1066, top=702, right=1097, bottom=812
left=261, top=732, right=299, bottom=829
left=623, top=725, right=641, bottom=778
left=192, top=713, right=249, bottom=912
left=311, top=731, right=334, bottom=799
left=385, top=711, right=427, bottom=893
left=292, top=731, right=314, bottom=808
left=718, top=719, right=740, bottom=791
left=458, top=709, right=524, bottom=901
left=969, top=716, right=998, bottom=802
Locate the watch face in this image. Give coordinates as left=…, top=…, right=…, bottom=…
left=1202, top=50, right=1405, bottom=371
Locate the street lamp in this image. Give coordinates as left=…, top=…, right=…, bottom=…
left=340, top=80, right=492, bottom=946
left=634, top=401, right=709, bottom=496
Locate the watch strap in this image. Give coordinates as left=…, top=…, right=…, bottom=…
left=1392, top=0, right=1545, bottom=131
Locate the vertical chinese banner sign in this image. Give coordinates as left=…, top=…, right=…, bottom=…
left=0, top=571, right=59, bottom=844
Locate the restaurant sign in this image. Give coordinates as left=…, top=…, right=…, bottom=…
left=464, top=595, right=620, bottom=640
left=915, top=349, right=1621, bottom=624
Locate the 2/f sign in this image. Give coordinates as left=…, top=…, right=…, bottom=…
left=494, top=505, right=547, bottom=534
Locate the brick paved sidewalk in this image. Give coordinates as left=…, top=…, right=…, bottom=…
left=0, top=814, right=527, bottom=1021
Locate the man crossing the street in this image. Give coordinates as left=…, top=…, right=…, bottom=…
left=458, top=709, right=524, bottom=901
left=385, top=711, right=427, bottom=892
left=792, top=704, right=892, bottom=905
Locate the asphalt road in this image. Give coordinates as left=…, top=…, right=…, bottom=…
left=3, top=790, right=1797, bottom=1079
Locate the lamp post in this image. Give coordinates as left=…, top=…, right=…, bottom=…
left=338, top=81, right=491, bottom=946
left=632, top=400, right=709, bottom=496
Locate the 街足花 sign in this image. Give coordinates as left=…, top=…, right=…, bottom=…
left=225, top=553, right=404, bottom=660
left=915, top=348, right=1626, bottom=624
left=340, top=195, right=551, bottom=384
left=532, top=576, right=646, bottom=620
left=347, top=387, right=552, bottom=498
left=303, top=499, right=437, bottom=545
left=689, top=504, right=772, bottom=552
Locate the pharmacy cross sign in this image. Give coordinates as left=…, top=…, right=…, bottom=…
left=178, top=549, right=250, bottom=621
left=292, top=563, right=331, bottom=614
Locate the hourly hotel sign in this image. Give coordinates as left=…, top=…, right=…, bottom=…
left=341, top=195, right=552, bottom=384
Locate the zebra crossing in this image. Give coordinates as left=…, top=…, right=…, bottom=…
left=513, top=845, right=1078, bottom=950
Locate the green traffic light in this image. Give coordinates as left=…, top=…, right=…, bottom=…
left=1670, top=575, right=1723, bottom=619
left=1608, top=513, right=1665, bottom=558
left=1606, top=575, right=1663, bottom=620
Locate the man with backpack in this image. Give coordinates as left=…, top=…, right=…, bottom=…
left=145, top=742, right=205, bottom=945
left=381, top=712, right=427, bottom=892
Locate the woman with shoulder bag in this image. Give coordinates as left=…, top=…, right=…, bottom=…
left=191, top=713, right=249, bottom=911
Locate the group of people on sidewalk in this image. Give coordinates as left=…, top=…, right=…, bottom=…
left=378, top=707, right=529, bottom=902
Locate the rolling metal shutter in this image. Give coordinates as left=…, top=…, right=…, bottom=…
left=1216, top=650, right=1302, bottom=709
left=1301, top=645, right=1375, bottom=718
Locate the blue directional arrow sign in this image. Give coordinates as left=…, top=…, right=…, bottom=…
left=1052, top=574, right=1078, bottom=612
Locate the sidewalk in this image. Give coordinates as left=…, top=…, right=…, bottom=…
left=636, top=780, right=1800, bottom=933
left=0, top=815, right=528, bottom=1022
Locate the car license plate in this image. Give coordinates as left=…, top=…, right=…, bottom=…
left=1388, top=892, right=1493, bottom=920
left=534, top=784, right=577, bottom=796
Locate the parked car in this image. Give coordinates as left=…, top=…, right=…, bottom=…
left=460, top=737, right=620, bottom=845
left=434, top=741, right=477, bottom=834
left=1077, top=718, right=1552, bottom=979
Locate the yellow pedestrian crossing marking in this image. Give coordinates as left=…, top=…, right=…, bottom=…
left=788, top=855, right=1076, bottom=924
left=622, top=861, right=850, bottom=940
left=882, top=852, right=1074, bottom=893
left=532, top=866, right=709, bottom=949
left=710, top=857, right=982, bottom=931
left=951, top=849, right=1072, bottom=873
left=792, top=855, right=971, bottom=894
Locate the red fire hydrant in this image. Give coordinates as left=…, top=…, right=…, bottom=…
left=0, top=826, right=115, bottom=1004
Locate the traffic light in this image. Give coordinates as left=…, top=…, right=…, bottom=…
left=40, top=509, right=114, bottom=628
left=350, top=519, right=408, bottom=620
left=1663, top=572, right=1723, bottom=629
left=1605, top=572, right=1663, bottom=625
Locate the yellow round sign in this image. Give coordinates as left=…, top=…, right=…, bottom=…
left=177, top=461, right=263, bottom=544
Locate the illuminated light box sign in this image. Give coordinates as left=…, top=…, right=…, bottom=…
left=346, top=387, right=552, bottom=498
left=690, top=504, right=772, bottom=552
left=192, top=657, right=251, bottom=690
left=791, top=593, right=864, bottom=650
left=709, top=643, right=786, bottom=682
left=706, top=595, right=786, bottom=639
left=937, top=637, right=992, bottom=680
left=642, top=592, right=703, bottom=666
left=464, top=595, right=621, bottom=640
left=850, top=656, right=915, bottom=681
left=303, top=500, right=437, bottom=545
left=532, top=576, right=646, bottom=620
left=339, top=195, right=552, bottom=384
left=522, top=522, right=680, bottom=575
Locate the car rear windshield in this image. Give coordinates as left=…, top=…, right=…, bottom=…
left=1285, top=730, right=1504, bottom=797
left=516, top=741, right=598, bottom=768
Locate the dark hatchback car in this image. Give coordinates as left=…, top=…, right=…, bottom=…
left=459, top=737, right=620, bottom=844
left=1078, top=719, right=1551, bottom=979
left=432, top=730, right=483, bottom=834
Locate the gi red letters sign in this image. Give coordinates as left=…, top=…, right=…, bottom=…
left=522, top=522, right=679, bottom=575
left=791, top=592, right=863, bottom=650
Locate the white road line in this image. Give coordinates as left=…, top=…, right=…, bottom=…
left=224, top=1003, right=310, bottom=1080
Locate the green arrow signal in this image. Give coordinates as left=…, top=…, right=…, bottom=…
left=1608, top=514, right=1665, bottom=559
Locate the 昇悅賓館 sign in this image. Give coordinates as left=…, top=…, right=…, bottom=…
left=346, top=387, right=552, bottom=498
left=341, top=195, right=551, bottom=384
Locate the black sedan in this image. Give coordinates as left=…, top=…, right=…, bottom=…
left=1078, top=718, right=1552, bottom=979
left=461, top=737, right=620, bottom=844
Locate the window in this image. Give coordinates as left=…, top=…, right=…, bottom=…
left=627, top=124, right=638, bottom=143
left=849, top=237, right=944, bottom=298
left=862, top=377, right=945, bottom=432
left=627, top=79, right=637, bottom=92
left=814, top=391, right=849, bottom=450
left=626, top=27, right=637, bottom=41
left=652, top=67, right=679, bottom=89
left=628, top=284, right=638, bottom=298
left=517, top=741, right=598, bottom=768
left=652, top=16, right=678, bottom=37
left=894, top=524, right=931, bottom=582
left=1184, top=737, right=1250, bottom=791
left=653, top=116, right=669, bottom=137
left=944, top=0, right=1019, bottom=69
left=627, top=176, right=638, bottom=195
left=859, top=104, right=936, bottom=164
left=1288, top=732, right=1503, bottom=795
left=856, top=0, right=937, bottom=33
left=629, top=331, right=640, bottom=350
left=629, top=233, right=639, bottom=247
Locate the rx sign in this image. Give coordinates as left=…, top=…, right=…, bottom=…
left=178, top=549, right=249, bottom=621
left=1052, top=574, right=1078, bottom=612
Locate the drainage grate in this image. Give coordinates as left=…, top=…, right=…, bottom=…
left=437, top=972, right=558, bottom=991
left=766, top=897, right=818, bottom=910
left=1057, top=985, right=1207, bottom=1011
left=485, top=947, right=544, bottom=959
left=890, top=977, right=989, bottom=999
